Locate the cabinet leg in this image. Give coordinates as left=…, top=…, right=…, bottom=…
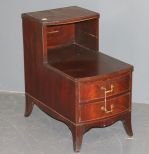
left=24, top=95, right=34, bottom=117
left=122, top=112, right=133, bottom=136
left=71, top=125, right=84, bottom=152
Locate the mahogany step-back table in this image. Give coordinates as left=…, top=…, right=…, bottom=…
left=22, top=6, right=133, bottom=152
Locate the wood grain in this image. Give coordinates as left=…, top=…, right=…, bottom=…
left=22, top=6, right=133, bottom=152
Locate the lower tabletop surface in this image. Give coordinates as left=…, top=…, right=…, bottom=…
left=47, top=44, right=132, bottom=79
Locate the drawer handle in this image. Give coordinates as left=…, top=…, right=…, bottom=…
left=48, top=30, right=59, bottom=34
left=101, top=104, right=114, bottom=113
left=101, top=84, right=114, bottom=113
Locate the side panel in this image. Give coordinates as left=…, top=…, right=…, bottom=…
left=22, top=17, right=38, bottom=96
left=75, top=18, right=99, bottom=51
left=22, top=16, right=76, bottom=123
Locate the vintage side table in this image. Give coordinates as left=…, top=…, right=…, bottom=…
left=22, top=6, right=133, bottom=152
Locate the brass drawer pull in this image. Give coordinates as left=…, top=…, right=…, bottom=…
left=101, top=104, right=114, bottom=113
left=48, top=30, right=59, bottom=34
left=101, top=84, right=114, bottom=113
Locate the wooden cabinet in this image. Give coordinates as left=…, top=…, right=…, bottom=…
left=22, top=6, right=133, bottom=152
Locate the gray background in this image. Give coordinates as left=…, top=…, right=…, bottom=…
left=0, top=0, right=148, bottom=103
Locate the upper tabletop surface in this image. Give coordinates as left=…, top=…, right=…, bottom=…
left=22, top=6, right=99, bottom=25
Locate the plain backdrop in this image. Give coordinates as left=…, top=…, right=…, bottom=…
left=0, top=0, right=148, bottom=104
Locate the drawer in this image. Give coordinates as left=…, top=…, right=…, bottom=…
left=79, top=74, right=130, bottom=103
left=79, top=93, right=130, bottom=122
left=46, top=24, right=75, bottom=48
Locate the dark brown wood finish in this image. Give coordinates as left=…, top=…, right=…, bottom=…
left=23, top=6, right=99, bottom=25
left=22, top=6, right=133, bottom=152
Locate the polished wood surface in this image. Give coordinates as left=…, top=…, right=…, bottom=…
left=48, top=44, right=132, bottom=79
left=22, top=6, right=133, bottom=152
left=22, top=6, right=99, bottom=25
left=79, top=72, right=130, bottom=102
left=79, top=93, right=130, bottom=122
left=47, top=24, right=75, bottom=48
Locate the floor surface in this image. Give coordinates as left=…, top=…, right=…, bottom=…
left=0, top=92, right=149, bottom=154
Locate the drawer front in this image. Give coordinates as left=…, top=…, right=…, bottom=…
left=47, top=24, right=75, bottom=48
left=79, top=93, right=130, bottom=122
left=79, top=74, right=130, bottom=103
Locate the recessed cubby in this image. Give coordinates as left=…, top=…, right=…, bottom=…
left=45, top=18, right=98, bottom=50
